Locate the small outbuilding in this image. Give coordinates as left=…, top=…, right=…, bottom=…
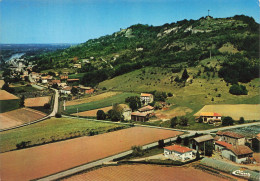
left=222, top=145, right=253, bottom=164
left=190, top=135, right=214, bottom=151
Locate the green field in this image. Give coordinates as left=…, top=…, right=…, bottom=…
left=0, top=117, right=129, bottom=153
left=68, top=73, right=85, bottom=79
left=13, top=85, right=39, bottom=93
left=65, top=92, right=138, bottom=114
left=0, top=99, right=20, bottom=113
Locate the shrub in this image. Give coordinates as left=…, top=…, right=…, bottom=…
left=167, top=92, right=173, bottom=97
left=238, top=117, right=245, bottom=124
left=131, top=145, right=144, bottom=157
left=55, top=113, right=62, bottom=118
left=97, top=110, right=106, bottom=120
left=229, top=84, right=248, bottom=95
left=222, top=116, right=234, bottom=126
left=170, top=117, right=178, bottom=128
left=176, top=136, right=182, bottom=144
left=198, top=117, right=203, bottom=123
left=179, top=116, right=188, bottom=126
left=44, top=103, right=51, bottom=109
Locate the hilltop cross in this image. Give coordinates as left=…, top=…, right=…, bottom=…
left=208, top=9, right=210, bottom=16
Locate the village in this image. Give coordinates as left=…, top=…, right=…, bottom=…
left=0, top=56, right=259, bottom=181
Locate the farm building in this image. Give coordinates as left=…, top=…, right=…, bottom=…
left=215, top=141, right=232, bottom=152
left=222, top=145, right=253, bottom=164
left=131, top=112, right=150, bottom=122
left=60, top=86, right=72, bottom=94
left=140, top=93, right=154, bottom=105
left=78, top=86, right=94, bottom=94
left=164, top=145, right=193, bottom=161
left=190, top=135, right=214, bottom=151
left=198, top=112, right=222, bottom=124
left=122, top=108, right=132, bottom=121
left=216, top=131, right=245, bottom=146
left=60, top=75, right=68, bottom=80
left=138, top=105, right=154, bottom=113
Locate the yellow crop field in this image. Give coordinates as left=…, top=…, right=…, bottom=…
left=66, top=91, right=122, bottom=106
left=194, top=104, right=260, bottom=120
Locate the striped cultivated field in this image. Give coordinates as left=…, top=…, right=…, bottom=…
left=0, top=108, right=47, bottom=129
left=64, top=164, right=228, bottom=181
left=25, top=96, right=51, bottom=107
left=194, top=104, right=260, bottom=120
left=0, top=127, right=182, bottom=181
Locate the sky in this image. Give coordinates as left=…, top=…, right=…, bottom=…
left=0, top=0, right=259, bottom=44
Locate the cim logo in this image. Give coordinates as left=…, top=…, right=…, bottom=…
left=232, top=170, right=251, bottom=177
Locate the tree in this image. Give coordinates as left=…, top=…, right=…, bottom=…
left=179, top=116, right=188, bottom=126
left=238, top=117, right=245, bottom=124
left=183, top=137, right=189, bottom=146
left=55, top=113, right=62, bottom=118
left=170, top=117, right=178, bottom=128
left=204, top=142, right=214, bottom=156
left=176, top=136, right=182, bottom=144
left=167, top=92, right=173, bottom=97
left=52, top=83, right=59, bottom=89
left=125, top=96, right=141, bottom=111
left=97, top=110, right=106, bottom=120
left=181, top=68, right=189, bottom=81
left=222, top=116, right=234, bottom=126
left=196, top=151, right=200, bottom=160
left=71, top=87, right=78, bottom=95
left=108, top=104, right=123, bottom=122
left=229, top=84, right=248, bottom=95
left=19, top=95, right=25, bottom=107
left=198, top=117, right=203, bottom=123
left=131, top=145, right=144, bottom=157
left=44, top=103, right=51, bottom=109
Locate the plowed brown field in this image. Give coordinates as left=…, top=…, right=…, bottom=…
left=0, top=127, right=182, bottom=181
left=0, top=108, right=46, bottom=129
left=25, top=96, right=50, bottom=107
left=64, top=164, right=228, bottom=181
left=0, top=90, right=19, bottom=100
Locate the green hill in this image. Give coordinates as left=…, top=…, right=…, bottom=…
left=29, top=15, right=259, bottom=87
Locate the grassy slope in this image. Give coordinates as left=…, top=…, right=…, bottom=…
left=0, top=99, right=20, bottom=113
left=98, top=57, right=259, bottom=121
left=0, top=117, right=128, bottom=153
left=65, top=92, right=138, bottom=114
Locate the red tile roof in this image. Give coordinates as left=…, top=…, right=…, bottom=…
left=164, top=145, right=192, bottom=153
left=215, top=141, right=232, bottom=148
left=67, top=79, right=79, bottom=82
left=138, top=105, right=154, bottom=112
left=131, top=112, right=149, bottom=117
left=227, top=145, right=253, bottom=156
left=200, top=112, right=221, bottom=117
left=216, top=131, right=244, bottom=139
left=141, top=93, right=152, bottom=97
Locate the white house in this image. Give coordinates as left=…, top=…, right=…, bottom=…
left=222, top=145, right=253, bottom=164
left=164, top=145, right=193, bottom=161
left=199, top=112, right=222, bottom=124
left=140, top=93, right=154, bottom=105
left=60, top=86, right=72, bottom=94
left=122, top=108, right=132, bottom=121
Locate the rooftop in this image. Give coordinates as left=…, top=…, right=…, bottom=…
left=138, top=105, right=154, bottom=112
left=193, top=135, right=214, bottom=143
left=215, top=141, right=232, bottom=148
left=141, top=93, right=152, bottom=97
left=227, top=145, right=253, bottom=156
left=131, top=112, right=149, bottom=117
left=216, top=131, right=244, bottom=139
left=200, top=112, right=221, bottom=117
left=164, top=145, right=192, bottom=153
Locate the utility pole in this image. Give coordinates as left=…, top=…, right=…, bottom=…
left=64, top=100, right=66, bottom=110
left=208, top=9, right=210, bottom=16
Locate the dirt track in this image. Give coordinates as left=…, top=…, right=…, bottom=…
left=64, top=164, right=228, bottom=181
left=0, top=127, right=182, bottom=181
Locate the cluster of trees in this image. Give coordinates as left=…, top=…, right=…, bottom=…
left=170, top=116, right=189, bottom=128
left=222, top=116, right=234, bottom=126
left=96, top=103, right=124, bottom=122
left=125, top=96, right=141, bottom=111
left=218, top=54, right=259, bottom=84
left=229, top=84, right=248, bottom=95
